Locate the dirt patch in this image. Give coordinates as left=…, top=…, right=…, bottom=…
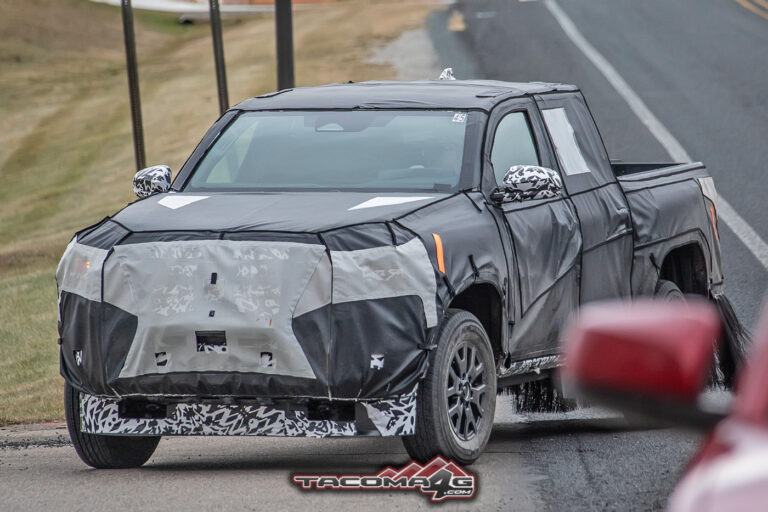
left=369, top=28, right=442, bottom=80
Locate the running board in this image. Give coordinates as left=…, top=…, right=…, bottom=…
left=497, top=354, right=562, bottom=382
left=497, top=369, right=553, bottom=390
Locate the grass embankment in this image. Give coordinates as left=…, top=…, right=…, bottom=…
left=0, top=0, right=437, bottom=424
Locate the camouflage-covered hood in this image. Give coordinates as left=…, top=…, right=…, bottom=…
left=112, top=191, right=446, bottom=233
left=56, top=191, right=445, bottom=401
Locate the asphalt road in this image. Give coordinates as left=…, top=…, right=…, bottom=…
left=1, top=404, right=697, bottom=512
left=3, top=1, right=767, bottom=511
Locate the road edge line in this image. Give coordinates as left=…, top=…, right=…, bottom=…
left=544, top=0, right=768, bottom=272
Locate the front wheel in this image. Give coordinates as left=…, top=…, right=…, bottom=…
left=402, top=309, right=496, bottom=465
left=65, top=383, right=160, bottom=468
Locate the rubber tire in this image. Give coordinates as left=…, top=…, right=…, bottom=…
left=654, top=278, right=726, bottom=383
left=402, top=309, right=496, bottom=465
left=623, top=278, right=719, bottom=427
left=655, top=279, right=685, bottom=301
left=620, top=279, right=688, bottom=427
left=65, top=383, right=160, bottom=469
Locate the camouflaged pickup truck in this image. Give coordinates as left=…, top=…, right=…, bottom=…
left=57, top=79, right=742, bottom=467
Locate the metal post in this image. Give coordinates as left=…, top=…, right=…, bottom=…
left=275, top=0, right=295, bottom=90
left=209, top=0, right=229, bottom=115
left=121, top=0, right=146, bottom=171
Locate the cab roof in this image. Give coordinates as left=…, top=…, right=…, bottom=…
left=234, top=80, right=579, bottom=112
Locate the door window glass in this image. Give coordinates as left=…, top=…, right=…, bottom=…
left=490, top=112, right=540, bottom=185
left=542, top=107, right=590, bottom=175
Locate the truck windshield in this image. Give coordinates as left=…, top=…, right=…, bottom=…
left=184, top=110, right=469, bottom=192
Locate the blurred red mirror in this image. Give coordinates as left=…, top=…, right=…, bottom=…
left=562, top=300, right=721, bottom=405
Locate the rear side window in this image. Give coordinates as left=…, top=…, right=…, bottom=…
left=490, top=112, right=540, bottom=185
left=542, top=107, right=590, bottom=175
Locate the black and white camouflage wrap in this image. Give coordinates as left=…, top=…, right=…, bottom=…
left=439, top=67, right=456, bottom=80
left=79, top=386, right=417, bottom=437
left=133, top=165, right=172, bottom=198
left=361, top=384, right=417, bottom=436
left=503, top=165, right=563, bottom=202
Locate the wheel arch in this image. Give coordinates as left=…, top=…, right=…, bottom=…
left=659, top=242, right=708, bottom=296
left=447, top=281, right=504, bottom=360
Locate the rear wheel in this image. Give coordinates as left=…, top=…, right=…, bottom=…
left=65, top=383, right=160, bottom=468
left=402, top=309, right=496, bottom=465
left=654, top=278, right=728, bottom=385
left=616, top=279, right=690, bottom=426
left=655, top=279, right=685, bottom=301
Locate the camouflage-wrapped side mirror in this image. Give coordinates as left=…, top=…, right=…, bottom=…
left=133, top=165, right=172, bottom=198
left=502, top=165, right=563, bottom=202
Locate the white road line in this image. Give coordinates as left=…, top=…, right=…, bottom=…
left=544, top=0, right=768, bottom=272
left=716, top=200, right=768, bottom=267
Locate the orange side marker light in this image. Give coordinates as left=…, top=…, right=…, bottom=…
left=710, top=204, right=719, bottom=241
left=432, top=233, right=446, bottom=274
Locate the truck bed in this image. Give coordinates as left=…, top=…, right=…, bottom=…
left=612, top=161, right=700, bottom=178
left=614, top=160, right=716, bottom=297
left=615, top=161, right=708, bottom=191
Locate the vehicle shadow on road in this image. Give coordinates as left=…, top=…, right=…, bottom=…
left=137, top=417, right=666, bottom=472
left=141, top=437, right=412, bottom=473
left=143, top=456, right=410, bottom=473
left=490, top=416, right=670, bottom=443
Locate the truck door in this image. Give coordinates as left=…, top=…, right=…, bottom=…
left=535, top=92, right=633, bottom=303
left=485, top=99, right=582, bottom=359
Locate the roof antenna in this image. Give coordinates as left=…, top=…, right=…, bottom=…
left=439, top=67, right=456, bottom=80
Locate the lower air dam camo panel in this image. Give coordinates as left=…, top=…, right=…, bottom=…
left=79, top=386, right=417, bottom=437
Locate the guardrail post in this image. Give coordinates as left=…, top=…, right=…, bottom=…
left=209, top=0, right=230, bottom=115
left=275, top=0, right=295, bottom=90
left=121, top=0, right=146, bottom=171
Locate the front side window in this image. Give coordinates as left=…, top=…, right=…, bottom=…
left=490, top=111, right=540, bottom=185
left=184, top=110, right=470, bottom=192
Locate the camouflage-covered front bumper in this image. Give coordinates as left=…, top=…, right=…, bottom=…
left=80, top=385, right=417, bottom=437
left=57, top=219, right=439, bottom=401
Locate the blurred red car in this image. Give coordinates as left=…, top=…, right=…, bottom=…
left=562, top=300, right=767, bottom=512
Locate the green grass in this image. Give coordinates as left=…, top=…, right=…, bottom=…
left=0, top=270, right=60, bottom=424
left=0, top=0, right=437, bottom=425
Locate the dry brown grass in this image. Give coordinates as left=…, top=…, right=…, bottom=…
left=0, top=0, right=438, bottom=424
